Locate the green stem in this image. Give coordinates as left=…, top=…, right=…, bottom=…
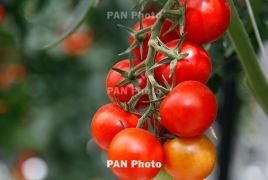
left=136, top=0, right=177, bottom=129
left=226, top=0, right=268, bottom=116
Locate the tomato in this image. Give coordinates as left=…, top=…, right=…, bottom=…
left=179, top=0, right=230, bottom=44
left=0, top=4, right=5, bottom=24
left=0, top=63, right=27, bottom=90
left=91, top=103, right=148, bottom=152
left=154, top=39, right=211, bottom=87
left=106, top=59, right=149, bottom=111
left=108, top=128, right=164, bottom=180
left=60, top=26, right=93, bottom=56
left=163, top=134, right=216, bottom=180
left=160, top=81, right=217, bottom=137
left=130, top=16, right=180, bottom=61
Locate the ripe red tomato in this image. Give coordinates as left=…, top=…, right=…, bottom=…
left=160, top=81, right=217, bottom=137
left=91, top=103, right=148, bottom=152
left=0, top=4, right=5, bottom=24
left=179, top=0, right=230, bottom=44
left=60, top=26, right=93, bottom=56
left=108, top=128, right=164, bottom=180
left=106, top=59, right=149, bottom=111
left=163, top=135, right=216, bottom=179
left=154, top=39, right=211, bottom=87
left=130, top=16, right=180, bottom=61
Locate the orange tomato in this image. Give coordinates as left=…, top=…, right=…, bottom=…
left=163, top=134, right=216, bottom=180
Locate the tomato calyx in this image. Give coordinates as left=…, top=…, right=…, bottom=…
left=162, top=0, right=186, bottom=36
left=118, top=24, right=151, bottom=59
left=150, top=34, right=188, bottom=77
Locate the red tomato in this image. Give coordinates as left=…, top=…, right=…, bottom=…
left=0, top=63, right=27, bottom=90
left=130, top=16, right=180, bottom=61
left=179, top=0, right=230, bottom=44
left=160, top=81, right=217, bottom=137
left=154, top=39, right=211, bottom=87
left=60, top=26, right=93, bottom=56
left=91, top=103, right=148, bottom=152
left=163, top=135, right=216, bottom=179
left=0, top=4, right=5, bottom=24
left=106, top=59, right=149, bottom=111
left=108, top=128, right=164, bottom=180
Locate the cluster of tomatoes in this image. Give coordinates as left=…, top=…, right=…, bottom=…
left=91, top=0, right=230, bottom=179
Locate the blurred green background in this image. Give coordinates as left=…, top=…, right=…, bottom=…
left=0, top=0, right=268, bottom=180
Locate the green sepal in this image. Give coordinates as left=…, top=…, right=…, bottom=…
left=117, top=24, right=136, bottom=36
left=118, top=40, right=139, bottom=56
left=134, top=67, right=146, bottom=76
left=150, top=58, right=172, bottom=70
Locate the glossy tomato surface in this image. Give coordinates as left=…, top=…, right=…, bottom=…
left=154, top=39, right=211, bottom=87
left=106, top=59, right=149, bottom=111
left=91, top=103, right=148, bottom=152
left=108, top=128, right=164, bottom=180
left=163, top=135, right=216, bottom=180
left=160, top=81, right=217, bottom=137
left=130, top=16, right=180, bottom=61
left=179, top=0, right=230, bottom=44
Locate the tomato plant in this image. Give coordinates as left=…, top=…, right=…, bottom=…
left=91, top=103, right=148, bottom=152
left=108, top=128, right=164, bottom=180
left=160, top=81, right=217, bottom=137
left=106, top=59, right=149, bottom=111
left=130, top=16, right=180, bottom=61
left=178, top=0, right=230, bottom=44
left=154, top=39, right=211, bottom=87
left=163, top=134, right=216, bottom=180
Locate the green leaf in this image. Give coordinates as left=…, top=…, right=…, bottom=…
left=43, top=0, right=98, bottom=49
left=227, top=0, right=268, bottom=116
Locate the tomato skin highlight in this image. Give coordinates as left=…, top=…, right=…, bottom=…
left=91, top=103, right=148, bottom=152
left=154, top=39, right=211, bottom=87
left=163, top=134, right=216, bottom=180
left=130, top=16, right=180, bottom=61
left=106, top=59, right=149, bottom=111
left=160, top=81, right=217, bottom=137
left=108, top=128, right=164, bottom=180
left=179, top=0, right=230, bottom=44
